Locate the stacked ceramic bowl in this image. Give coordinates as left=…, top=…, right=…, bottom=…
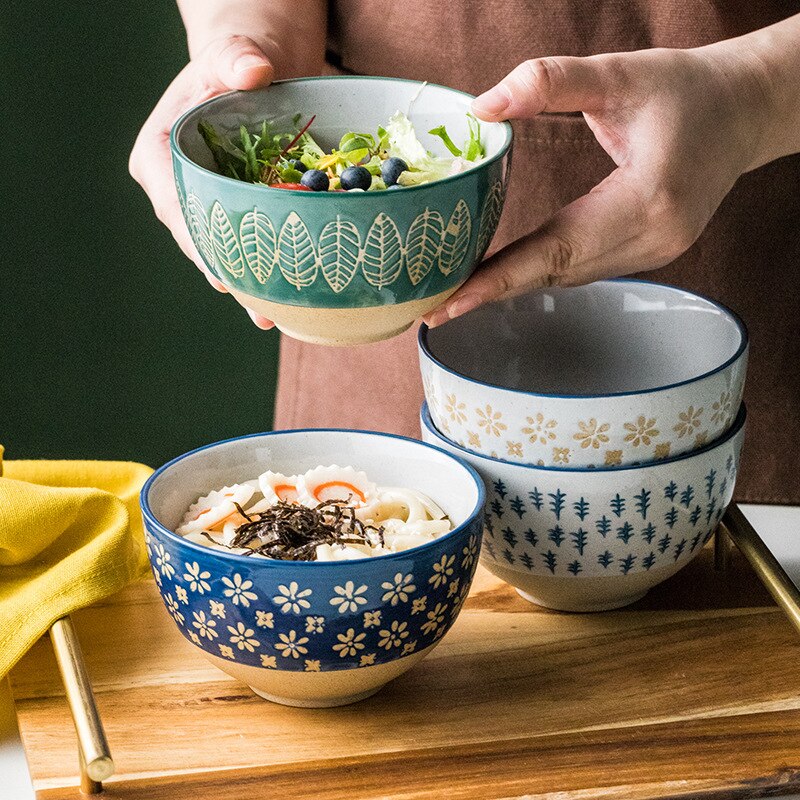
left=419, top=280, right=748, bottom=611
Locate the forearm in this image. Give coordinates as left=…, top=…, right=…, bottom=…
left=177, top=0, right=327, bottom=77
left=701, top=13, right=800, bottom=171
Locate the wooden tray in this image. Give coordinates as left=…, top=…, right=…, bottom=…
left=11, top=543, right=800, bottom=799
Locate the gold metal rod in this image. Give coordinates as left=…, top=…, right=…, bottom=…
left=79, top=749, right=103, bottom=795
left=49, top=617, right=114, bottom=784
left=723, top=504, right=800, bottom=636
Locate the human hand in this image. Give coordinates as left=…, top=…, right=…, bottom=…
left=424, top=44, right=772, bottom=326
left=129, top=35, right=276, bottom=328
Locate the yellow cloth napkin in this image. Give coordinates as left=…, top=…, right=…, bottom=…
left=0, top=445, right=153, bottom=678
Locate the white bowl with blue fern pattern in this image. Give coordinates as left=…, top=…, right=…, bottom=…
left=140, top=429, right=484, bottom=706
left=171, top=77, right=513, bottom=345
left=421, top=402, right=746, bottom=612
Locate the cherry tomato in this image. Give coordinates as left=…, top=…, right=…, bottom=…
left=270, top=182, right=310, bottom=191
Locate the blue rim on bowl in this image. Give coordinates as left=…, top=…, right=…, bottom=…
left=418, top=278, right=749, bottom=400
left=421, top=402, right=747, bottom=474
left=140, top=427, right=486, bottom=567
left=170, top=76, right=514, bottom=197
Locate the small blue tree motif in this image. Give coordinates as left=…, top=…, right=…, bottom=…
left=680, top=484, right=695, bottom=508
left=642, top=551, right=657, bottom=571
left=573, top=496, right=590, bottom=521
left=705, top=468, right=717, bottom=498
left=528, top=487, right=543, bottom=510
left=597, top=550, right=614, bottom=569
left=503, top=548, right=516, bottom=565
left=548, top=489, right=567, bottom=520
left=484, top=539, right=496, bottom=559
left=619, top=553, right=637, bottom=574
left=715, top=506, right=723, bottom=523
left=490, top=499, right=504, bottom=519
left=567, top=560, right=583, bottom=576
left=570, top=528, right=588, bottom=555
left=689, top=505, right=703, bottom=526
left=719, top=477, right=728, bottom=498
left=664, top=507, right=679, bottom=529
left=658, top=533, right=672, bottom=554
left=703, top=528, right=715, bottom=546
left=524, top=528, right=538, bottom=547
left=726, top=454, right=734, bottom=474
left=673, top=538, right=687, bottom=561
left=634, top=489, right=651, bottom=519
left=509, top=495, right=527, bottom=519
left=547, top=525, right=565, bottom=547
left=690, top=531, right=704, bottom=552
left=705, top=497, right=717, bottom=524
left=493, top=479, right=508, bottom=499
left=543, top=550, right=558, bottom=574
left=502, top=527, right=518, bottom=548
left=484, top=511, right=495, bottom=536
left=616, top=522, right=635, bottom=544
left=664, top=481, right=678, bottom=501
left=641, top=522, right=657, bottom=544
left=596, top=515, right=612, bottom=538
left=609, top=493, right=626, bottom=517
left=519, top=552, right=534, bottom=570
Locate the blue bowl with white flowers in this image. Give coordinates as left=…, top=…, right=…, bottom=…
left=140, top=429, right=484, bottom=707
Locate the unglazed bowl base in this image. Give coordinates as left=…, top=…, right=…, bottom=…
left=203, top=646, right=434, bottom=707
left=515, top=586, right=648, bottom=613
left=229, top=285, right=462, bottom=346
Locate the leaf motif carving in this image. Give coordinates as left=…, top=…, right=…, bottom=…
left=405, top=208, right=444, bottom=285
left=362, top=212, right=403, bottom=289
left=240, top=208, right=276, bottom=284
left=476, top=180, right=504, bottom=258
left=438, top=199, right=472, bottom=276
left=210, top=201, right=244, bottom=277
left=278, top=211, right=317, bottom=289
left=187, top=192, right=213, bottom=266
left=318, top=216, right=361, bottom=293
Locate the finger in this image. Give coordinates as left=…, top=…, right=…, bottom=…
left=245, top=308, right=276, bottom=330
left=197, top=35, right=275, bottom=91
left=424, top=170, right=653, bottom=327
left=472, top=56, right=612, bottom=121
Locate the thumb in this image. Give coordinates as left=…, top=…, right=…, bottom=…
left=472, top=56, right=611, bottom=120
left=199, top=35, right=275, bottom=91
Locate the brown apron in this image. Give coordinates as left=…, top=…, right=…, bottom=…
left=275, top=1, right=800, bottom=505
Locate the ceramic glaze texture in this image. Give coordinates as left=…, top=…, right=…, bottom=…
left=421, top=403, right=745, bottom=611
left=419, top=280, right=748, bottom=468
left=140, top=430, right=484, bottom=704
left=171, top=78, right=512, bottom=344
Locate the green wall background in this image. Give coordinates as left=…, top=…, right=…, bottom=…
left=1, top=2, right=280, bottom=467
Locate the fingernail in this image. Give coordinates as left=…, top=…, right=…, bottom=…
left=472, top=85, right=511, bottom=117
left=448, top=294, right=483, bottom=319
left=246, top=308, right=275, bottom=330
left=425, top=309, right=449, bottom=328
left=234, top=53, right=269, bottom=74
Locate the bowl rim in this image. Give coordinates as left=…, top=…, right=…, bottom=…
left=421, top=401, right=746, bottom=474
left=418, top=278, right=749, bottom=399
left=140, top=427, right=486, bottom=568
left=170, top=75, right=514, bottom=197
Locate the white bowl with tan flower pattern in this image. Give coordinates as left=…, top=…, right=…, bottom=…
left=418, top=280, right=748, bottom=468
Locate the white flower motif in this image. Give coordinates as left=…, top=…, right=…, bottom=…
left=429, top=554, right=455, bottom=589
left=461, top=534, right=478, bottom=569
left=209, top=600, right=226, bottom=618
left=189, top=631, right=201, bottom=645
left=304, top=659, right=321, bottom=672
left=228, top=622, right=260, bottom=652
left=332, top=628, right=367, bottom=657
left=274, top=630, right=309, bottom=659
left=363, top=610, right=382, bottom=628
left=153, top=569, right=162, bottom=587
left=222, top=573, right=258, bottom=607
left=411, top=596, right=428, bottom=615
left=218, top=644, right=235, bottom=659
left=359, top=653, right=376, bottom=667
left=402, top=640, right=418, bottom=656
left=164, top=593, right=184, bottom=625
left=447, top=578, right=461, bottom=598
left=183, top=562, right=211, bottom=594
left=421, top=602, right=447, bottom=635
left=305, top=615, right=325, bottom=634
left=192, top=610, right=217, bottom=639
left=381, top=573, right=416, bottom=606
left=329, top=581, right=369, bottom=613
left=155, top=543, right=175, bottom=579
left=272, top=581, right=312, bottom=614
left=378, top=620, right=409, bottom=650
left=255, top=610, right=274, bottom=628
left=260, top=654, right=277, bottom=668
left=175, top=586, right=189, bottom=604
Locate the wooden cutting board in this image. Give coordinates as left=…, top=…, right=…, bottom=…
left=10, top=542, right=800, bottom=799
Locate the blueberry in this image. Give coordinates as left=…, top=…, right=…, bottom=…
left=300, top=169, right=330, bottom=191
left=381, top=157, right=408, bottom=187
left=289, top=158, right=307, bottom=173
left=339, top=166, right=372, bottom=191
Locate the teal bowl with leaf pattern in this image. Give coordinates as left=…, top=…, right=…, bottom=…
left=170, top=77, right=513, bottom=345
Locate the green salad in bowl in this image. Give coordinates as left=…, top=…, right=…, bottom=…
left=171, top=76, right=513, bottom=346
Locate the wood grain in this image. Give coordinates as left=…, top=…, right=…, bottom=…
left=11, top=545, right=800, bottom=799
